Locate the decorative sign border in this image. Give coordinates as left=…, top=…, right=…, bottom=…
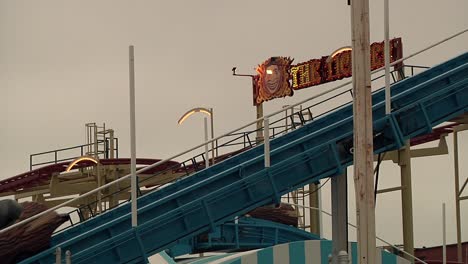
left=255, top=57, right=294, bottom=105
left=253, top=38, right=403, bottom=105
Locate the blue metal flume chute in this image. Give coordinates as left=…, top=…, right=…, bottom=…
left=167, top=217, right=320, bottom=257
left=22, top=52, right=468, bottom=264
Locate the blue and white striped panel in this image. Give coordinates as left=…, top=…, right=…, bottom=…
left=210, top=240, right=410, bottom=264
left=150, top=251, right=176, bottom=264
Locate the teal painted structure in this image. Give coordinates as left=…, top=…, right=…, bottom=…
left=190, top=240, right=409, bottom=264
left=21, top=52, right=468, bottom=263
left=167, top=217, right=320, bottom=257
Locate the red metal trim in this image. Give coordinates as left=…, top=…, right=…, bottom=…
left=410, top=123, right=458, bottom=146
left=0, top=158, right=180, bottom=194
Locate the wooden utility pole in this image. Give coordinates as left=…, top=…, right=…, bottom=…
left=350, top=0, right=377, bottom=263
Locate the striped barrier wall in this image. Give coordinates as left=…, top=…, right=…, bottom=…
left=185, top=240, right=410, bottom=264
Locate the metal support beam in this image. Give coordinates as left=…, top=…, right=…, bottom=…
left=384, top=0, right=391, bottom=114
left=256, top=103, right=264, bottom=144
left=376, top=186, right=402, bottom=194
left=109, top=129, right=118, bottom=208
left=210, top=108, right=216, bottom=164
left=453, top=129, right=462, bottom=262
left=129, top=45, right=137, bottom=227
left=410, top=136, right=449, bottom=158
left=350, top=0, right=376, bottom=262
left=309, top=183, right=321, bottom=235
left=204, top=117, right=209, bottom=169
left=264, top=118, right=270, bottom=168
left=399, top=140, right=415, bottom=262
left=332, top=172, right=348, bottom=264
left=460, top=177, right=468, bottom=196
left=443, top=203, right=447, bottom=264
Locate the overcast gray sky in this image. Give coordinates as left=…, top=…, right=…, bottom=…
left=1, top=0, right=467, bottom=251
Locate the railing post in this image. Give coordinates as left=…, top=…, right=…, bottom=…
left=204, top=117, right=209, bottom=169
left=264, top=118, right=270, bottom=168
left=210, top=108, right=215, bottom=165
left=65, top=250, right=72, bottom=264
left=55, top=247, right=61, bottom=264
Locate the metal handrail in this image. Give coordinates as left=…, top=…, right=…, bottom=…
left=29, top=138, right=119, bottom=170
left=2, top=28, right=466, bottom=235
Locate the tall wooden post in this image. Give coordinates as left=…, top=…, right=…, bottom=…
left=350, top=0, right=376, bottom=263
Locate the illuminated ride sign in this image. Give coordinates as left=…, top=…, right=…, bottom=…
left=254, top=57, right=294, bottom=106
left=254, top=37, right=403, bottom=105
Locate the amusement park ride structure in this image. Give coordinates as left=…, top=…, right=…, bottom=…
left=0, top=24, right=467, bottom=264
left=0, top=100, right=466, bottom=263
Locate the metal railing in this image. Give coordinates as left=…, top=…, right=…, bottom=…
left=29, top=138, right=119, bottom=171
left=2, top=28, right=466, bottom=236
left=54, top=64, right=427, bottom=232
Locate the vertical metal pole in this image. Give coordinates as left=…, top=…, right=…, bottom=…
left=309, top=183, right=320, bottom=235
left=129, top=45, right=137, bottom=227
left=318, top=180, right=323, bottom=239
left=109, top=129, right=117, bottom=208
left=65, top=250, right=72, bottom=264
left=453, top=130, right=463, bottom=262
left=55, top=247, right=61, bottom=264
left=256, top=103, right=264, bottom=144
left=443, top=203, right=446, bottom=264
left=94, top=125, right=98, bottom=157
left=400, top=140, right=414, bottom=262
left=332, top=172, right=349, bottom=264
left=97, top=162, right=102, bottom=213
left=109, top=130, right=115, bottom=159
left=264, top=118, right=270, bottom=168
left=204, top=117, right=209, bottom=169
left=93, top=125, right=102, bottom=213
left=384, top=0, right=391, bottom=114
left=210, top=108, right=216, bottom=163
left=350, top=0, right=376, bottom=263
